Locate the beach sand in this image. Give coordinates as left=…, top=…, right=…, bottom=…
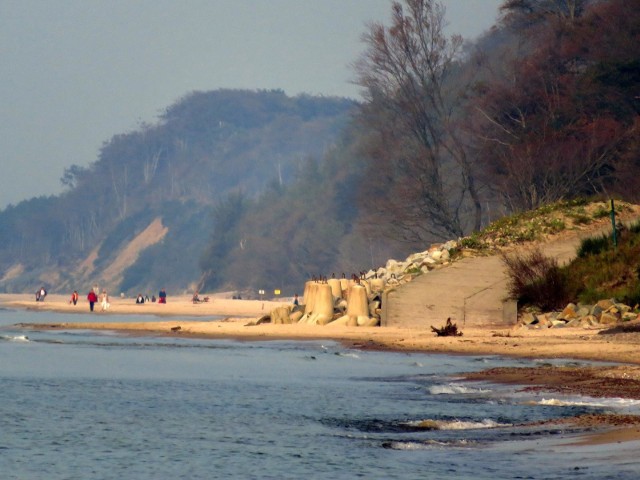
left=4, top=292, right=640, bottom=444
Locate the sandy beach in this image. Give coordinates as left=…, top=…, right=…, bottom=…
left=4, top=292, right=640, bottom=444
left=5, top=293, right=640, bottom=365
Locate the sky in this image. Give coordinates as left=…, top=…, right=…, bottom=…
left=0, top=0, right=502, bottom=209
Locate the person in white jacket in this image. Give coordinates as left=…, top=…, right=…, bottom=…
left=101, top=290, right=110, bottom=311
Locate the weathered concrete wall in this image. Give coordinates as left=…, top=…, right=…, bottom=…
left=381, top=255, right=511, bottom=329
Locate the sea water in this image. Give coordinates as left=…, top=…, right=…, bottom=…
left=1, top=308, right=640, bottom=479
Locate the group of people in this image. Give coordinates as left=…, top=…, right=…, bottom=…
left=192, top=291, right=210, bottom=303
left=86, top=288, right=109, bottom=312
left=37, top=286, right=171, bottom=312
left=135, top=289, right=168, bottom=305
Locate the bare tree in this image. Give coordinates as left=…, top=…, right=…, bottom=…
left=354, top=0, right=482, bottom=241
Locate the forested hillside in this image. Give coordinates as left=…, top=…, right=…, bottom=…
left=0, top=0, right=637, bottom=298
left=0, top=90, right=356, bottom=295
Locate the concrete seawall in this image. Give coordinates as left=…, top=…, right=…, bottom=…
left=381, top=220, right=631, bottom=330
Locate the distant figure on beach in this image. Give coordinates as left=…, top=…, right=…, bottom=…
left=158, top=288, right=167, bottom=304
left=192, top=291, right=201, bottom=303
left=136, top=293, right=145, bottom=304
left=151, top=295, right=156, bottom=302
left=293, top=294, right=299, bottom=306
left=87, top=290, right=98, bottom=312
left=70, top=290, right=79, bottom=305
left=101, top=290, right=110, bottom=311
left=35, top=287, right=47, bottom=302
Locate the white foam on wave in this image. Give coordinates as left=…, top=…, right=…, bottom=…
left=385, top=439, right=473, bottom=450
left=405, top=418, right=511, bottom=430
left=335, top=352, right=360, bottom=359
left=438, top=419, right=511, bottom=430
left=537, top=397, right=640, bottom=409
left=1, top=334, right=30, bottom=342
left=428, top=383, right=490, bottom=395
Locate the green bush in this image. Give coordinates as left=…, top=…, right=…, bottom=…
left=593, top=207, right=611, bottom=219
left=577, top=234, right=611, bottom=257
left=568, top=210, right=592, bottom=225
left=460, top=232, right=485, bottom=249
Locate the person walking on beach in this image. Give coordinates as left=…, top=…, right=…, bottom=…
left=36, top=287, right=47, bottom=302
left=87, top=289, right=98, bottom=312
left=70, top=290, right=79, bottom=305
left=101, top=290, right=110, bottom=311
left=158, top=288, right=167, bottom=304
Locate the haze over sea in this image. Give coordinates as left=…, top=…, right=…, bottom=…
left=2, top=308, right=640, bottom=479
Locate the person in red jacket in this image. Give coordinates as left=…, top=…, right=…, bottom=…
left=87, top=290, right=98, bottom=312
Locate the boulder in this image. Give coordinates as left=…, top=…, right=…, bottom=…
left=596, top=299, right=615, bottom=311
left=370, top=278, right=385, bottom=293
left=443, top=240, right=458, bottom=251
left=559, top=303, right=578, bottom=320
left=615, top=303, right=632, bottom=314
left=579, top=315, right=599, bottom=327
left=599, top=311, right=620, bottom=325
left=576, top=305, right=591, bottom=317
left=591, top=304, right=604, bottom=319
left=520, top=312, right=537, bottom=325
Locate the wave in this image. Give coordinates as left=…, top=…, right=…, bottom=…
left=334, top=352, right=360, bottom=359
left=382, top=439, right=475, bottom=450
left=404, top=418, right=511, bottom=430
left=535, top=397, right=640, bottom=409
left=0, top=334, right=30, bottom=342
left=428, top=383, right=491, bottom=395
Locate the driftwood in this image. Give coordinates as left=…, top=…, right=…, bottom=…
left=431, top=318, right=463, bottom=337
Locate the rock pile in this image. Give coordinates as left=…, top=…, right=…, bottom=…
left=363, top=240, right=459, bottom=287
left=519, top=299, right=639, bottom=329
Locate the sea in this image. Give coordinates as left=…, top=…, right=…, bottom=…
left=2, top=308, right=640, bottom=479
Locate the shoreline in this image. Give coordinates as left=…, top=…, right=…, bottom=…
left=4, top=293, right=640, bottom=364
left=4, top=293, right=640, bottom=445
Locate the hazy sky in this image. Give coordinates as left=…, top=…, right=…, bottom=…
left=0, top=0, right=501, bottom=208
